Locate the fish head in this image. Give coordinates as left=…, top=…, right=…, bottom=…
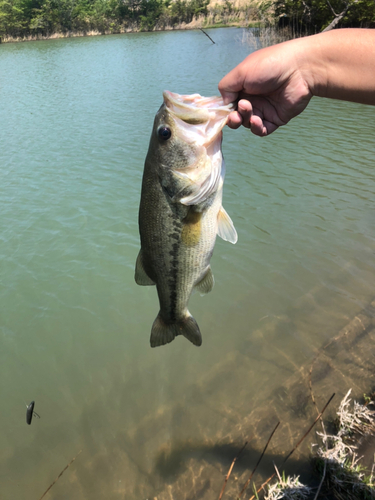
left=147, top=91, right=234, bottom=206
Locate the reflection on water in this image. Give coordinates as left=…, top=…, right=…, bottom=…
left=0, top=28, right=374, bottom=499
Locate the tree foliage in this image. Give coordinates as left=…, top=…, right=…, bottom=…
left=0, top=0, right=373, bottom=40
left=0, top=0, right=209, bottom=37
left=275, top=0, right=375, bottom=34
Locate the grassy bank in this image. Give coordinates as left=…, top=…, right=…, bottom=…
left=0, top=0, right=373, bottom=44
left=0, top=23, right=259, bottom=44
left=0, top=0, right=269, bottom=44
left=0, top=19, right=264, bottom=44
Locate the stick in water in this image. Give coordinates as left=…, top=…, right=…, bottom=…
left=248, top=393, right=335, bottom=500
left=238, top=421, right=280, bottom=499
left=218, top=441, right=249, bottom=500
left=200, top=28, right=215, bottom=44
left=39, top=450, right=82, bottom=500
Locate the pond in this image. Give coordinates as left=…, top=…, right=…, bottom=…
left=0, top=27, right=374, bottom=499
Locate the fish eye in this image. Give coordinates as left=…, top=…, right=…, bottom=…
left=158, top=126, right=171, bottom=141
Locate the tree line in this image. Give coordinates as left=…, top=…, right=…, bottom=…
left=0, top=0, right=210, bottom=38
left=0, top=0, right=374, bottom=41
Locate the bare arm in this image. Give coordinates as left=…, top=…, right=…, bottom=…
left=218, top=29, right=375, bottom=136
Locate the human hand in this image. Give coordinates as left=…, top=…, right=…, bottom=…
left=218, top=39, right=314, bottom=136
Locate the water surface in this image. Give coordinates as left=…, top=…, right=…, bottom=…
left=1, top=28, right=375, bottom=499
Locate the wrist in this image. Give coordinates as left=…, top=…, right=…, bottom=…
left=293, top=34, right=328, bottom=99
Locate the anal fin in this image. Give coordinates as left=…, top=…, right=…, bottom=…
left=194, top=267, right=214, bottom=295
left=135, top=250, right=155, bottom=286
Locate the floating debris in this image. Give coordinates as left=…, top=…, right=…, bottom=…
left=26, top=401, right=35, bottom=425
left=26, top=400, right=40, bottom=425
left=39, top=450, right=82, bottom=500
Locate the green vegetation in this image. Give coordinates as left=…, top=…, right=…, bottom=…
left=0, top=0, right=374, bottom=42
left=275, top=0, right=375, bottom=34
left=0, top=0, right=212, bottom=39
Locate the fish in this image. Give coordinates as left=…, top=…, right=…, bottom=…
left=135, top=91, right=237, bottom=348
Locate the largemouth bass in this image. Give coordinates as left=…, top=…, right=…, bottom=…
left=135, top=91, right=237, bottom=348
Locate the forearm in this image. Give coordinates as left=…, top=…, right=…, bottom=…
left=298, top=29, right=375, bottom=105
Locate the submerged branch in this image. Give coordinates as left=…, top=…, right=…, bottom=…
left=248, top=393, right=335, bottom=500
left=238, top=421, right=280, bottom=499
left=199, top=28, right=215, bottom=44
left=218, top=441, right=249, bottom=500
left=39, top=450, right=82, bottom=500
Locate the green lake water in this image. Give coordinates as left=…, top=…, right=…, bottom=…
left=1, top=28, right=375, bottom=499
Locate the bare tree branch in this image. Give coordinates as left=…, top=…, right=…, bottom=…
left=322, top=0, right=358, bottom=32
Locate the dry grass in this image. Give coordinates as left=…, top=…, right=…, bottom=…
left=241, top=26, right=294, bottom=50
left=264, top=468, right=312, bottom=500
left=1, top=30, right=105, bottom=43
left=336, top=390, right=375, bottom=437
left=254, top=390, right=375, bottom=500
left=208, top=0, right=269, bottom=10
left=315, top=390, right=375, bottom=500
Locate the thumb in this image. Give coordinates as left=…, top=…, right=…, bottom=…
left=219, top=89, right=238, bottom=105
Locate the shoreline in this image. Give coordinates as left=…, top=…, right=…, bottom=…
left=0, top=21, right=262, bottom=44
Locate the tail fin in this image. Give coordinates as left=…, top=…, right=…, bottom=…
left=150, top=312, right=202, bottom=348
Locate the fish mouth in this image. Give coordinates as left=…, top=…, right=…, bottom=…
left=163, top=90, right=234, bottom=114
left=163, top=90, right=234, bottom=147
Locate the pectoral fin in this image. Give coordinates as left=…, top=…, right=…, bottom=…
left=135, top=250, right=155, bottom=286
left=217, top=206, right=238, bottom=244
left=194, top=267, right=214, bottom=295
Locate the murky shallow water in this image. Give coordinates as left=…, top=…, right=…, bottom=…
left=0, top=28, right=374, bottom=499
